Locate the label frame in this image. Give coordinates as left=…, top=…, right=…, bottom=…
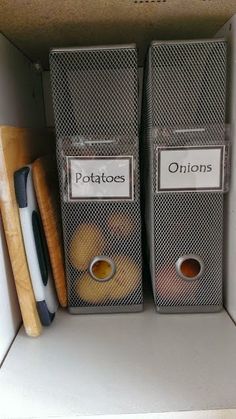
left=156, top=145, right=225, bottom=193
left=67, top=155, right=134, bottom=201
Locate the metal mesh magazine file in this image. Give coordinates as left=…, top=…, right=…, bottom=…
left=50, top=45, right=143, bottom=313
left=142, top=39, right=229, bottom=313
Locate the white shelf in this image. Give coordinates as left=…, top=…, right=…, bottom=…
left=0, top=299, right=236, bottom=418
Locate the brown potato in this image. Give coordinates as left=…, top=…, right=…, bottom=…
left=75, top=255, right=141, bottom=304
left=106, top=255, right=141, bottom=300
left=108, top=213, right=136, bottom=238
left=69, top=224, right=104, bottom=270
left=75, top=273, right=109, bottom=304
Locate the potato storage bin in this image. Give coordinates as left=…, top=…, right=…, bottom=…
left=142, top=39, right=229, bottom=313
left=50, top=45, right=143, bottom=313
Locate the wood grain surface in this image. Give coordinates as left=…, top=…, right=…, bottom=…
left=0, top=126, right=55, bottom=337
left=32, top=155, right=67, bottom=307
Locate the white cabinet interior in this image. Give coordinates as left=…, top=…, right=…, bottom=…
left=1, top=2, right=236, bottom=417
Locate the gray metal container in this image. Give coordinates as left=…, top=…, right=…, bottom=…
left=142, top=39, right=227, bottom=313
left=50, top=45, right=143, bottom=313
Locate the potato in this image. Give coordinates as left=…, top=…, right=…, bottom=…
left=106, top=255, right=141, bottom=300
left=108, top=213, right=136, bottom=238
left=69, top=223, right=104, bottom=270
left=75, top=273, right=109, bottom=304
left=75, top=255, right=141, bottom=304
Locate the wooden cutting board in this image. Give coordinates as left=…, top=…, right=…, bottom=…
left=32, top=155, right=67, bottom=307
left=0, top=126, right=55, bottom=337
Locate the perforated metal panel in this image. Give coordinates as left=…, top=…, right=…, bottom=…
left=50, top=45, right=142, bottom=313
left=142, top=40, right=227, bottom=312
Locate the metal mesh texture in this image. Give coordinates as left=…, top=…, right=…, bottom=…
left=50, top=45, right=142, bottom=312
left=142, top=40, right=227, bottom=311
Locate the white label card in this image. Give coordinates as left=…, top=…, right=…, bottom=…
left=68, top=156, right=133, bottom=201
left=157, top=146, right=224, bottom=192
